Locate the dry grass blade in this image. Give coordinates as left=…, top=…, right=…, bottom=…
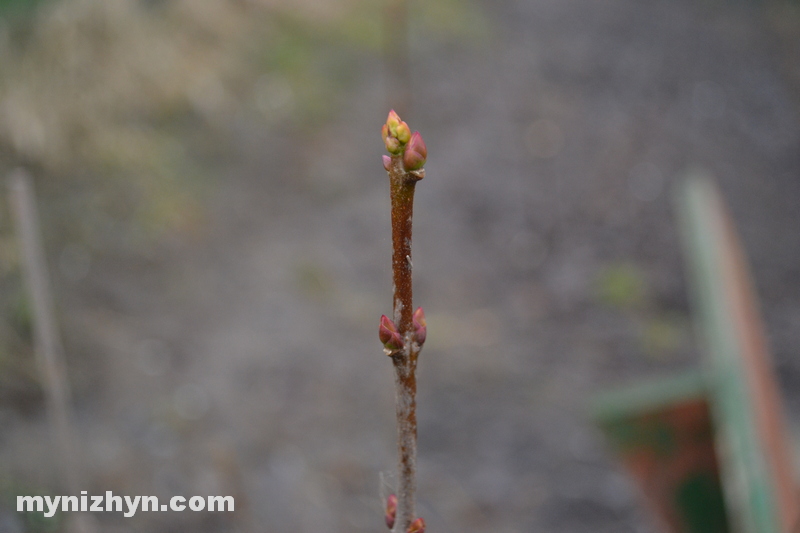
left=8, top=169, right=97, bottom=533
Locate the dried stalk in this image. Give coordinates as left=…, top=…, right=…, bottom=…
left=8, top=170, right=97, bottom=533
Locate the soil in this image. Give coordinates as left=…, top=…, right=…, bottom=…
left=2, top=0, right=800, bottom=531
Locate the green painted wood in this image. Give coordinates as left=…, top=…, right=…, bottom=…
left=592, top=372, right=728, bottom=533
left=676, top=172, right=796, bottom=533
left=592, top=372, right=707, bottom=425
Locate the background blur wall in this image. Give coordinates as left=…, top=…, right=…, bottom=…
left=0, top=0, right=799, bottom=532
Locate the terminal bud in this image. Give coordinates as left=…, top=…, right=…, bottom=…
left=383, top=110, right=411, bottom=155
left=386, top=109, right=402, bottom=133
left=386, top=110, right=411, bottom=143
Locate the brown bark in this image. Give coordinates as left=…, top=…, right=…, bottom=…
left=387, top=155, right=422, bottom=533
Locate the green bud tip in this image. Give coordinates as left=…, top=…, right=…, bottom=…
left=413, top=307, right=426, bottom=345
left=407, top=517, right=426, bottom=533
left=385, top=494, right=397, bottom=529
left=386, top=110, right=402, bottom=133
left=402, top=131, right=427, bottom=172
left=395, top=122, right=411, bottom=144
left=379, top=315, right=403, bottom=351
left=386, top=110, right=410, bottom=142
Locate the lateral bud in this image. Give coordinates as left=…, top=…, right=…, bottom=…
left=402, top=131, right=427, bottom=172
left=384, top=494, right=397, bottom=529
left=379, top=315, right=404, bottom=352
left=412, top=307, right=427, bottom=346
left=407, top=517, right=426, bottom=533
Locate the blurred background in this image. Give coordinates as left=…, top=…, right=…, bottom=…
left=0, top=0, right=799, bottom=531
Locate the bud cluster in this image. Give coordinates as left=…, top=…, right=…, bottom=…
left=381, top=110, right=427, bottom=173
left=378, top=307, right=427, bottom=354
left=382, top=110, right=411, bottom=155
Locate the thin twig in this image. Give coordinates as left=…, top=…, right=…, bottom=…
left=8, top=169, right=97, bottom=533
left=387, top=155, right=420, bottom=532
left=379, top=111, right=427, bottom=533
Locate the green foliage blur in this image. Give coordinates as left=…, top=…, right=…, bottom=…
left=595, top=263, right=688, bottom=360
left=0, top=0, right=487, bottom=405
left=0, top=0, right=46, bottom=17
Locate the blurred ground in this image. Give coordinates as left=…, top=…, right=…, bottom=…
left=1, top=0, right=800, bottom=532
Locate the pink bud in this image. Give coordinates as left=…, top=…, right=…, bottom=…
left=384, top=494, right=397, bottom=529
left=412, top=307, right=426, bottom=345
left=382, top=155, right=392, bottom=172
left=402, top=131, right=427, bottom=171
left=407, top=517, right=426, bottom=533
left=379, top=315, right=403, bottom=351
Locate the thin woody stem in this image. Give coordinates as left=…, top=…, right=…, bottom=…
left=389, top=157, right=415, bottom=333
left=380, top=110, right=427, bottom=532
left=388, top=154, right=420, bottom=532
left=392, top=354, right=417, bottom=533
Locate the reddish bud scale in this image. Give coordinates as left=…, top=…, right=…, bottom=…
left=385, top=494, right=397, bottom=529
left=402, top=131, right=427, bottom=171
left=407, top=517, right=426, bottom=533
left=379, top=315, right=404, bottom=351
left=412, top=307, right=427, bottom=345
